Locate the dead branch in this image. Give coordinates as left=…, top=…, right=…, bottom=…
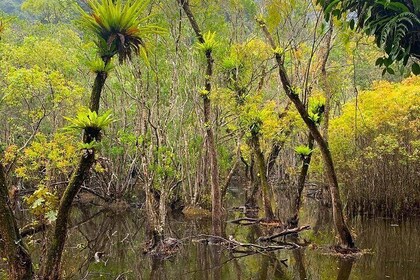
left=257, top=225, right=311, bottom=242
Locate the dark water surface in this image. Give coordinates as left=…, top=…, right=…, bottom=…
left=53, top=202, right=420, bottom=280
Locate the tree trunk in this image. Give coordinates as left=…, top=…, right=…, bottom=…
left=178, top=0, right=222, bottom=236
left=245, top=157, right=259, bottom=209
left=257, top=19, right=355, bottom=248
left=320, top=22, right=334, bottom=207
left=289, top=133, right=314, bottom=227
left=321, top=21, right=333, bottom=143
left=249, top=134, right=275, bottom=220
left=0, top=163, right=33, bottom=280
left=41, top=69, right=108, bottom=279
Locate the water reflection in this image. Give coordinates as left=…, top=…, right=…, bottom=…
left=43, top=205, right=420, bottom=280
left=336, top=258, right=353, bottom=280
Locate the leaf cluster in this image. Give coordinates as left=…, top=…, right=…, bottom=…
left=308, top=98, right=325, bottom=125
left=294, top=145, right=313, bottom=157
left=77, top=0, right=165, bottom=63
left=24, top=185, right=58, bottom=222
left=195, top=31, right=219, bottom=53
left=64, top=109, right=114, bottom=131
left=87, top=56, right=115, bottom=73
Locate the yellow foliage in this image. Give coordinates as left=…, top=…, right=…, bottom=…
left=329, top=76, right=420, bottom=173
left=15, top=132, right=79, bottom=182
left=24, top=185, right=58, bottom=221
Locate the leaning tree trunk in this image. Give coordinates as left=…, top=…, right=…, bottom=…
left=41, top=69, right=108, bottom=279
left=289, top=133, right=314, bottom=227
left=0, top=163, right=33, bottom=280
left=178, top=0, right=222, bottom=236
left=249, top=134, right=275, bottom=220
left=257, top=19, right=355, bottom=248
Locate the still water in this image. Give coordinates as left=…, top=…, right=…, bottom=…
left=49, top=202, right=420, bottom=280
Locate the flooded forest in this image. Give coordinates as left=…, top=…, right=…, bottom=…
left=0, top=0, right=419, bottom=279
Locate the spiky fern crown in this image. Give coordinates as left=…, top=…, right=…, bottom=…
left=78, top=0, right=165, bottom=63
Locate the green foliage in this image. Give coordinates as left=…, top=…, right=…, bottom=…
left=149, top=146, right=179, bottom=181
left=87, top=56, right=115, bottom=73
left=327, top=76, right=420, bottom=212
left=77, top=0, right=165, bottom=63
left=21, top=0, right=74, bottom=23
left=65, top=109, right=114, bottom=131
left=24, top=185, right=58, bottom=222
left=294, top=145, right=312, bottom=157
left=78, top=140, right=100, bottom=150
left=195, top=31, right=219, bottom=53
left=308, top=98, right=325, bottom=125
left=319, top=0, right=420, bottom=72
left=15, top=132, right=79, bottom=182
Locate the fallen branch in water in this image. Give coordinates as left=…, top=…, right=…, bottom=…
left=191, top=234, right=299, bottom=255
left=257, top=225, right=311, bottom=242
left=228, top=217, right=283, bottom=227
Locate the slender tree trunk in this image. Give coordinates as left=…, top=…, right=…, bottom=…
left=321, top=21, right=333, bottom=143
left=0, top=163, right=33, bottom=280
left=41, top=69, right=108, bottom=279
left=257, top=19, right=355, bottom=248
left=249, top=134, right=275, bottom=220
left=178, top=0, right=221, bottom=236
left=289, top=133, right=314, bottom=227
left=320, top=22, right=334, bottom=207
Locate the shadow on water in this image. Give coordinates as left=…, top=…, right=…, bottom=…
left=30, top=199, right=420, bottom=280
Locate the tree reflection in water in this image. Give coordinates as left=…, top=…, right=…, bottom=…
left=40, top=204, right=420, bottom=279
